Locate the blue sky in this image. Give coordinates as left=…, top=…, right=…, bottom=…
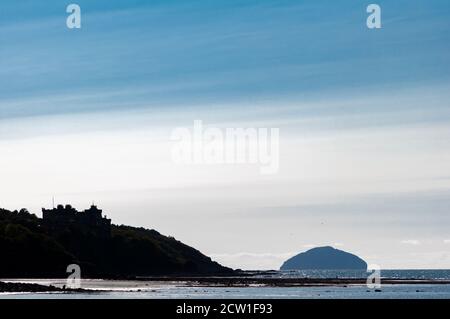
left=1, top=0, right=449, bottom=119
left=1, top=1, right=450, bottom=269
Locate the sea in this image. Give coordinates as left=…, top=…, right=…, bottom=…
left=1, top=270, right=450, bottom=299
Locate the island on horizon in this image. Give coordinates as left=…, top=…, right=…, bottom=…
left=280, top=246, right=368, bottom=271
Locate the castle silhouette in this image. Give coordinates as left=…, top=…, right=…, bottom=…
left=42, top=204, right=111, bottom=238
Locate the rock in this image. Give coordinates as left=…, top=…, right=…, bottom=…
left=280, top=246, right=367, bottom=270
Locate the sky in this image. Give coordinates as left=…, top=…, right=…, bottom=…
left=1, top=0, right=450, bottom=269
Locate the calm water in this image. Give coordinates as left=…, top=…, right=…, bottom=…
left=2, top=270, right=450, bottom=299
left=261, top=269, right=450, bottom=280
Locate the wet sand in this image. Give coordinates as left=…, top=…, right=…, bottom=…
left=3, top=275, right=450, bottom=292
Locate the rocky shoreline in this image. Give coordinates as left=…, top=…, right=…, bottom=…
left=2, top=276, right=450, bottom=293
left=0, top=281, right=86, bottom=293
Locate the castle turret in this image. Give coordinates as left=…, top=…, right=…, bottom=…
left=42, top=204, right=111, bottom=238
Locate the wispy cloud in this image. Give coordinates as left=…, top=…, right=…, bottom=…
left=1, top=0, right=450, bottom=270
left=303, top=243, right=344, bottom=249
left=210, top=252, right=295, bottom=258
left=2, top=0, right=450, bottom=121
left=209, top=252, right=296, bottom=270
left=401, top=240, right=421, bottom=246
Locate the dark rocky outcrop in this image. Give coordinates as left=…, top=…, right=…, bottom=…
left=0, top=281, right=85, bottom=293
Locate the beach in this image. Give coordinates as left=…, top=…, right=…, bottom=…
left=2, top=270, right=450, bottom=299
